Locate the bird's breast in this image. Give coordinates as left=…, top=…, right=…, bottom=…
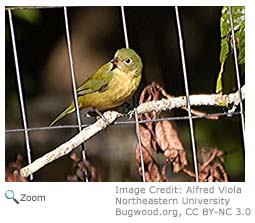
left=80, top=69, right=141, bottom=109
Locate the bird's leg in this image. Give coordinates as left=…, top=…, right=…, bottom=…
left=94, top=109, right=110, bottom=126
left=84, top=109, right=109, bottom=125
left=122, top=102, right=137, bottom=120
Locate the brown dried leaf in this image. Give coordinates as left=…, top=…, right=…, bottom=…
left=135, top=82, right=191, bottom=181
left=5, top=154, right=28, bottom=182
left=68, top=152, right=102, bottom=182
left=155, top=121, right=188, bottom=172
left=197, top=147, right=228, bottom=182
left=148, top=162, right=160, bottom=182
left=135, top=144, right=160, bottom=182
left=136, top=82, right=222, bottom=181
left=160, top=163, right=168, bottom=182
left=138, top=124, right=153, bottom=151
left=135, top=144, right=152, bottom=165
left=70, top=152, right=80, bottom=162
left=156, top=121, right=184, bottom=151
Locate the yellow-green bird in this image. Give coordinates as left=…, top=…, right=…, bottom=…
left=50, top=48, right=143, bottom=126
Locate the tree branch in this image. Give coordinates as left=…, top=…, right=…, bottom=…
left=136, top=85, right=245, bottom=114
left=17, top=85, right=245, bottom=178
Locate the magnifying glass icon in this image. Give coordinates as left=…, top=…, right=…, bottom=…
left=5, top=190, right=19, bottom=204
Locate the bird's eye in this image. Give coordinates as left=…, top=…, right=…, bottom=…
left=125, top=58, right=132, bottom=65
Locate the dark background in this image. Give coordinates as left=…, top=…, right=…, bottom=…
left=5, top=6, right=244, bottom=181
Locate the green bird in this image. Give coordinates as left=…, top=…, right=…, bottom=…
left=49, top=48, right=143, bottom=126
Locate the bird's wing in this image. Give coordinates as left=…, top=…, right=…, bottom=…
left=77, top=62, right=114, bottom=96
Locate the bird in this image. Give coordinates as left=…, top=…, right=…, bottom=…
left=49, top=48, right=143, bottom=126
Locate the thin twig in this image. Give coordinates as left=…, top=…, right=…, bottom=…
left=17, top=86, right=245, bottom=178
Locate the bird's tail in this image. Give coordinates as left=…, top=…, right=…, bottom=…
left=49, top=104, right=75, bottom=126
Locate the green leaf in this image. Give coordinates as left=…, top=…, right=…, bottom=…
left=238, top=22, right=245, bottom=64
left=216, top=6, right=245, bottom=94
left=216, top=64, right=223, bottom=94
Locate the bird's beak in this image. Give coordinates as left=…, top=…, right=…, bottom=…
left=111, top=57, right=119, bottom=66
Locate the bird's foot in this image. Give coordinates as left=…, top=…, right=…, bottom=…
left=94, top=109, right=110, bottom=126
left=126, top=109, right=135, bottom=120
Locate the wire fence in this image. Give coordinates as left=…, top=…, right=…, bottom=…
left=7, top=9, right=33, bottom=181
left=5, top=6, right=245, bottom=182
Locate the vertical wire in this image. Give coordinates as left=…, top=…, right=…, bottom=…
left=64, top=7, right=88, bottom=181
left=8, top=10, right=33, bottom=181
left=134, top=108, right=146, bottom=182
left=121, top=6, right=129, bottom=49
left=174, top=6, right=199, bottom=182
left=120, top=6, right=145, bottom=182
left=228, top=6, right=245, bottom=147
left=63, top=7, right=82, bottom=133
left=121, top=6, right=136, bottom=106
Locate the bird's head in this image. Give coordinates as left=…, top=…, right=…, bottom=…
left=111, top=48, right=143, bottom=75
